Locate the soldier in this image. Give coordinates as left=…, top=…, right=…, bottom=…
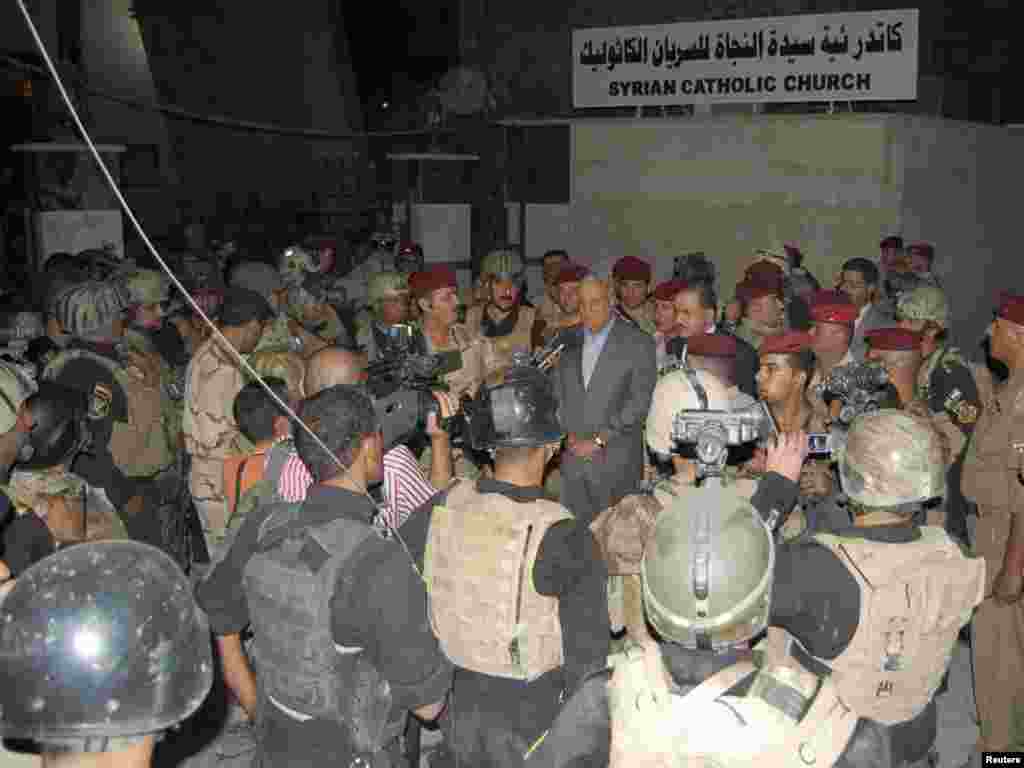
left=404, top=361, right=609, bottom=767
left=3, top=381, right=129, bottom=579
left=121, top=268, right=186, bottom=455
left=0, top=540, right=213, bottom=768
left=354, top=271, right=413, bottom=362
left=651, top=278, right=686, bottom=372
left=961, top=292, right=1024, bottom=754
left=732, top=272, right=786, bottom=352
left=897, top=283, right=987, bottom=544
left=536, top=263, right=587, bottom=347
left=277, top=244, right=320, bottom=289
left=611, top=256, right=655, bottom=335
left=807, top=289, right=857, bottom=427
left=197, top=385, right=450, bottom=765
left=40, top=281, right=175, bottom=551
left=536, top=248, right=569, bottom=330
left=839, top=258, right=894, bottom=362
left=285, top=273, right=350, bottom=348
left=773, top=409, right=984, bottom=767
left=408, top=264, right=488, bottom=402
left=184, top=287, right=274, bottom=560
left=228, top=260, right=326, bottom=358
left=530, top=441, right=894, bottom=768
left=864, top=328, right=926, bottom=408
left=907, top=242, right=942, bottom=289
left=465, top=248, right=537, bottom=379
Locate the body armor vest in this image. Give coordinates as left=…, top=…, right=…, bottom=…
left=466, top=304, right=535, bottom=377
left=44, top=347, right=173, bottom=477
left=607, top=639, right=857, bottom=768
left=812, top=527, right=985, bottom=724
left=243, top=504, right=400, bottom=754
left=424, top=480, right=571, bottom=681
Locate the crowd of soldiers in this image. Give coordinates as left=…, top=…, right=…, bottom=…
left=0, top=232, right=1019, bottom=768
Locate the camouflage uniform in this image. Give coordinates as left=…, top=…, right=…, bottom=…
left=616, top=301, right=656, bottom=336
left=183, top=335, right=253, bottom=553
left=416, top=321, right=490, bottom=480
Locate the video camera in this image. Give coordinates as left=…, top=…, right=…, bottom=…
left=365, top=349, right=471, bottom=451
left=807, top=361, right=891, bottom=457
left=671, top=400, right=777, bottom=479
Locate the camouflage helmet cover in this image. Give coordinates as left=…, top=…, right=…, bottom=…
left=368, top=271, right=410, bottom=306
left=837, top=409, right=946, bottom=508
left=54, top=281, right=131, bottom=338
left=642, top=481, right=774, bottom=650
left=645, top=367, right=732, bottom=458
left=277, top=246, right=318, bottom=286
left=480, top=248, right=523, bottom=280
left=246, top=349, right=305, bottom=401
left=122, top=269, right=170, bottom=306
left=897, top=284, right=949, bottom=328
left=0, top=362, right=37, bottom=433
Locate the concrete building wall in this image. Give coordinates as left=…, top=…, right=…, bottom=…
left=568, top=114, right=1022, bottom=354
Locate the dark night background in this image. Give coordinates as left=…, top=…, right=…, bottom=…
left=343, top=0, right=460, bottom=128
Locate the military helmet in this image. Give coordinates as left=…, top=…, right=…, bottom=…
left=122, top=268, right=169, bottom=306
left=247, top=349, right=305, bottom=401
left=897, top=284, right=949, bottom=328
left=645, top=367, right=732, bottom=459
left=0, top=541, right=213, bottom=746
left=0, top=361, right=37, bottom=433
left=53, top=280, right=131, bottom=339
left=642, top=482, right=774, bottom=651
left=278, top=245, right=318, bottom=286
left=368, top=271, right=410, bottom=307
left=480, top=247, right=523, bottom=281
left=469, top=361, right=564, bottom=449
left=837, top=409, right=946, bottom=508
left=18, top=382, right=90, bottom=470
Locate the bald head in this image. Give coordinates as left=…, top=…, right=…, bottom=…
left=305, top=347, right=368, bottom=396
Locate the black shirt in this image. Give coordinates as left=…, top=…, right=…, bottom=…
left=1, top=512, right=56, bottom=577
left=197, top=483, right=452, bottom=719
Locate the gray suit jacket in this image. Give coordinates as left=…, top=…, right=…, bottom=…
left=849, top=301, right=895, bottom=362
left=551, top=318, right=657, bottom=523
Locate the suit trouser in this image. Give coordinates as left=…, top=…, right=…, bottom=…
left=971, top=507, right=1024, bottom=751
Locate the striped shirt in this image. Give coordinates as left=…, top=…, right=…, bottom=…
left=277, top=444, right=437, bottom=529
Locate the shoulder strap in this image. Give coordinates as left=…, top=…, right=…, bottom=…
left=255, top=500, right=305, bottom=551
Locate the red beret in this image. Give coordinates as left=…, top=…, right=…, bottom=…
left=737, top=276, right=783, bottom=303
left=613, top=256, right=651, bottom=282
left=865, top=327, right=922, bottom=351
left=653, top=279, right=689, bottom=302
left=907, top=242, right=934, bottom=260
left=686, top=333, right=738, bottom=358
left=880, top=235, right=904, bottom=250
left=998, top=292, right=1024, bottom=326
left=557, top=264, right=590, bottom=285
left=783, top=243, right=803, bottom=263
left=760, top=330, right=812, bottom=356
left=809, top=289, right=857, bottom=325
left=408, top=265, right=457, bottom=297
left=397, top=240, right=421, bottom=256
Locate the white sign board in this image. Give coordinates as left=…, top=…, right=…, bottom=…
left=35, top=210, right=124, bottom=267
left=573, top=9, right=918, bottom=108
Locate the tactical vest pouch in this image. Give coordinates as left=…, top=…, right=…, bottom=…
left=424, top=479, right=570, bottom=681
left=814, top=529, right=985, bottom=724
left=244, top=503, right=395, bottom=753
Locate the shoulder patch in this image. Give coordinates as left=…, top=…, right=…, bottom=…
left=87, top=383, right=113, bottom=420
left=955, top=401, right=979, bottom=425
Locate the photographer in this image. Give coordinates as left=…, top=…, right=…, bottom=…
left=275, top=347, right=456, bottom=529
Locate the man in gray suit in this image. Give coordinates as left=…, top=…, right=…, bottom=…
left=551, top=272, right=657, bottom=525
left=839, top=257, right=894, bottom=362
